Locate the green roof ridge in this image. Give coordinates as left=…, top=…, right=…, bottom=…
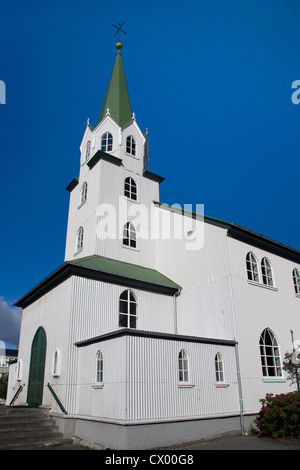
left=97, top=51, right=132, bottom=127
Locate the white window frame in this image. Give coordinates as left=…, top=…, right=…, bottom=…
left=293, top=268, right=300, bottom=295
left=101, top=132, right=113, bottom=152
left=52, top=348, right=61, bottom=377
left=16, top=359, right=23, bottom=381
left=122, top=222, right=137, bottom=249
left=124, top=177, right=137, bottom=201
left=76, top=226, right=84, bottom=253
left=85, top=141, right=91, bottom=162
left=215, top=352, right=225, bottom=383
left=246, top=252, right=259, bottom=283
left=178, top=349, right=190, bottom=384
left=95, top=350, right=104, bottom=385
left=118, top=290, right=137, bottom=329
left=261, top=257, right=274, bottom=287
left=259, top=328, right=282, bottom=379
left=79, top=182, right=88, bottom=207
left=126, top=135, right=136, bottom=156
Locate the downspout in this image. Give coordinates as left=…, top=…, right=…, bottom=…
left=234, top=343, right=245, bottom=435
left=173, top=289, right=182, bottom=335
left=225, top=232, right=245, bottom=436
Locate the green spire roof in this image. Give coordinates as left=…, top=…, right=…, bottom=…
left=97, top=51, right=132, bottom=127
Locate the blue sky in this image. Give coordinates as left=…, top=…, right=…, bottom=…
left=1, top=0, right=300, bottom=348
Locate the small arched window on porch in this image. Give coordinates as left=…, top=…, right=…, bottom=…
left=214, top=352, right=224, bottom=383
left=178, top=349, right=189, bottom=383
left=52, top=349, right=61, bottom=377
left=95, top=350, right=103, bottom=384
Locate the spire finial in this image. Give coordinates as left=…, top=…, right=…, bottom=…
left=112, top=22, right=127, bottom=51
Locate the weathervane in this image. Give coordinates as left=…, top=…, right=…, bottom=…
left=112, top=22, right=127, bottom=50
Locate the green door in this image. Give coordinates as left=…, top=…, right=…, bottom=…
left=27, top=327, right=47, bottom=405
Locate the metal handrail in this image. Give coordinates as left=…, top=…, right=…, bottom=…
left=47, top=383, right=68, bottom=414
left=9, top=384, right=23, bottom=406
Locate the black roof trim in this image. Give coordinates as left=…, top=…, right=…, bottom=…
left=143, top=169, right=165, bottom=184
left=87, top=149, right=122, bottom=169
left=228, top=224, right=300, bottom=264
left=75, top=328, right=237, bottom=348
left=65, top=177, right=79, bottom=192
left=14, top=262, right=179, bottom=309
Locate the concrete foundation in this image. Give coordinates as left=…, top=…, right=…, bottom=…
left=52, top=413, right=256, bottom=450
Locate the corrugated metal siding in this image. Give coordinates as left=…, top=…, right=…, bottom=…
left=76, top=337, right=127, bottom=420
left=227, top=236, right=300, bottom=413
left=70, top=277, right=174, bottom=344
left=177, top=275, right=236, bottom=340
left=65, top=277, right=174, bottom=414
left=126, top=335, right=239, bottom=422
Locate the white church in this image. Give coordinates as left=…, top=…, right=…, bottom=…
left=7, top=38, right=300, bottom=449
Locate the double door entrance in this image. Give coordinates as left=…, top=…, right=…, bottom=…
left=27, top=327, right=47, bottom=406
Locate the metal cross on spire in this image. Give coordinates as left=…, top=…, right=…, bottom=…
left=112, top=22, right=127, bottom=43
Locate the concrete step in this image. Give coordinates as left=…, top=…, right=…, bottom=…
left=0, top=419, right=56, bottom=433
left=0, top=406, right=68, bottom=450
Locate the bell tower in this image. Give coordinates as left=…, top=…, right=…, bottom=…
left=64, top=34, right=164, bottom=268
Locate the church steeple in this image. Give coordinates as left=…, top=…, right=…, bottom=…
left=64, top=31, right=163, bottom=263
left=96, top=42, right=132, bottom=127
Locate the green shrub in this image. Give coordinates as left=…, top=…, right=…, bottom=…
left=255, top=392, right=300, bottom=440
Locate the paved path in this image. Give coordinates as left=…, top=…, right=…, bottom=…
left=32, top=433, right=300, bottom=450
left=170, top=434, right=300, bottom=450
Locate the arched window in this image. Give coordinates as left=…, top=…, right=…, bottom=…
left=85, top=141, right=91, bottom=161
left=293, top=268, right=300, bottom=294
left=123, top=222, right=136, bottom=248
left=126, top=135, right=136, bottom=156
left=52, top=349, right=61, bottom=377
left=124, top=177, right=137, bottom=201
left=259, top=328, right=282, bottom=377
left=246, top=252, right=259, bottom=282
left=80, top=182, right=88, bottom=204
left=77, top=226, right=84, bottom=252
left=215, top=353, right=224, bottom=382
left=96, top=350, right=103, bottom=383
left=16, top=359, right=23, bottom=381
left=101, top=132, right=113, bottom=152
left=178, top=350, right=189, bottom=382
left=119, top=290, right=137, bottom=328
left=261, top=257, right=273, bottom=286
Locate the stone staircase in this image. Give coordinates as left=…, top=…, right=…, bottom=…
left=0, top=406, right=69, bottom=450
